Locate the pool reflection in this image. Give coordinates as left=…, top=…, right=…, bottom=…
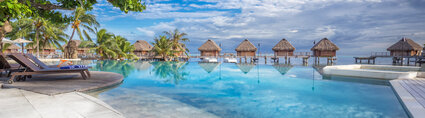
left=150, top=61, right=190, bottom=85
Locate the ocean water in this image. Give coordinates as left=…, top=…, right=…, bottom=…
left=82, top=56, right=409, bottom=118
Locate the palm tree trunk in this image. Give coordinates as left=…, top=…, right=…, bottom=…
left=0, top=31, right=4, bottom=52
left=35, top=27, right=40, bottom=58
left=69, top=28, right=76, bottom=41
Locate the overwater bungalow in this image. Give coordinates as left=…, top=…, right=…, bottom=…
left=198, top=39, right=221, bottom=57
left=387, top=37, right=423, bottom=56
left=311, top=38, right=339, bottom=57
left=198, top=62, right=221, bottom=73
left=236, top=63, right=256, bottom=74
left=272, top=64, right=293, bottom=75
left=272, top=38, right=295, bottom=56
left=235, top=39, right=257, bottom=57
left=133, top=40, right=153, bottom=57
left=3, top=44, right=20, bottom=54
left=62, top=40, right=91, bottom=56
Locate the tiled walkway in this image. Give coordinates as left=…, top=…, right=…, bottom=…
left=0, top=88, right=124, bottom=118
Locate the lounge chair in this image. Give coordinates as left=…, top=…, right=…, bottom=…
left=6, top=53, right=90, bottom=84
left=24, top=54, right=59, bottom=68
left=0, top=54, right=21, bottom=77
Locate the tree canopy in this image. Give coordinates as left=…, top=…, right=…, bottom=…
left=1, top=0, right=146, bottom=30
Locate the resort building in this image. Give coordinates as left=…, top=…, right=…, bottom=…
left=235, top=39, right=257, bottom=57
left=62, top=40, right=91, bottom=57
left=198, top=39, right=221, bottom=57
left=3, top=44, right=20, bottom=54
left=26, top=45, right=57, bottom=55
left=387, top=37, right=423, bottom=56
left=272, top=38, right=295, bottom=56
left=133, top=40, right=153, bottom=57
left=311, top=38, right=339, bottom=57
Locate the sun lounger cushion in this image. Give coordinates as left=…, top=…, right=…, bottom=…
left=60, top=65, right=91, bottom=69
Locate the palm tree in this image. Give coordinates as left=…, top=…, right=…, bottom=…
left=38, top=22, right=68, bottom=55
left=65, top=6, right=99, bottom=58
left=68, top=7, right=99, bottom=41
left=151, top=35, right=174, bottom=61
left=113, top=35, right=137, bottom=59
left=80, top=28, right=117, bottom=59
left=163, top=29, right=190, bottom=57
left=8, top=17, right=47, bottom=57
left=8, top=17, right=67, bottom=57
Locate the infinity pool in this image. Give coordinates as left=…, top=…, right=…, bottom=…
left=85, top=61, right=407, bottom=118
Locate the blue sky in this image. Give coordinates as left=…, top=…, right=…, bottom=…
left=76, top=0, right=425, bottom=55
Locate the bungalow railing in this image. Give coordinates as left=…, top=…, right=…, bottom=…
left=293, top=52, right=311, bottom=56
left=371, top=52, right=391, bottom=57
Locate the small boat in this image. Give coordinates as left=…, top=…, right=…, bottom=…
left=224, top=58, right=237, bottom=63
left=202, top=57, right=218, bottom=62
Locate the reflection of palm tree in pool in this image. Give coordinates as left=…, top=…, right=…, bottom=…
left=150, top=61, right=189, bottom=85
left=92, top=60, right=136, bottom=77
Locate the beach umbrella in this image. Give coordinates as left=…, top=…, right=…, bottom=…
left=2, top=38, right=15, bottom=43
left=1, top=38, right=14, bottom=53
left=13, top=38, right=32, bottom=53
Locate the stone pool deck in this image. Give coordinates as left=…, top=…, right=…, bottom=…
left=0, top=71, right=125, bottom=118
left=391, top=78, right=425, bottom=118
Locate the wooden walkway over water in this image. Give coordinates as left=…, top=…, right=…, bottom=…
left=391, top=79, right=425, bottom=118
left=354, top=52, right=425, bottom=65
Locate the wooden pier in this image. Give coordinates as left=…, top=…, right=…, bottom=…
left=354, top=57, right=376, bottom=64
left=354, top=52, right=425, bottom=66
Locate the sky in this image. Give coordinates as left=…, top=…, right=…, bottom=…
left=79, top=0, right=425, bottom=55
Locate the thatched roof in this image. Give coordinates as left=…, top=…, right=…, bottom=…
left=272, top=64, right=293, bottom=75
left=272, top=38, right=295, bottom=51
left=198, top=62, right=220, bottom=73
left=198, top=39, right=221, bottom=51
left=134, top=40, right=153, bottom=51
left=5, top=44, right=20, bottom=50
left=236, top=63, right=256, bottom=74
left=311, top=38, right=339, bottom=51
left=62, top=40, right=90, bottom=50
left=387, top=38, right=423, bottom=51
left=235, top=39, right=257, bottom=52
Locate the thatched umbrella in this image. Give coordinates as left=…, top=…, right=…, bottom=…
left=198, top=62, right=220, bottom=73
left=272, top=38, right=295, bottom=56
left=236, top=63, right=256, bottom=74
left=387, top=37, right=423, bottom=56
left=198, top=39, right=221, bottom=56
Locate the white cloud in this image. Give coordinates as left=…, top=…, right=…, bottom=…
left=136, top=28, right=155, bottom=37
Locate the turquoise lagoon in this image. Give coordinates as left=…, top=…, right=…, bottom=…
left=84, top=60, right=408, bottom=118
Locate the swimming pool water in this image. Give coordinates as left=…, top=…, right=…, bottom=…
left=86, top=61, right=408, bottom=118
